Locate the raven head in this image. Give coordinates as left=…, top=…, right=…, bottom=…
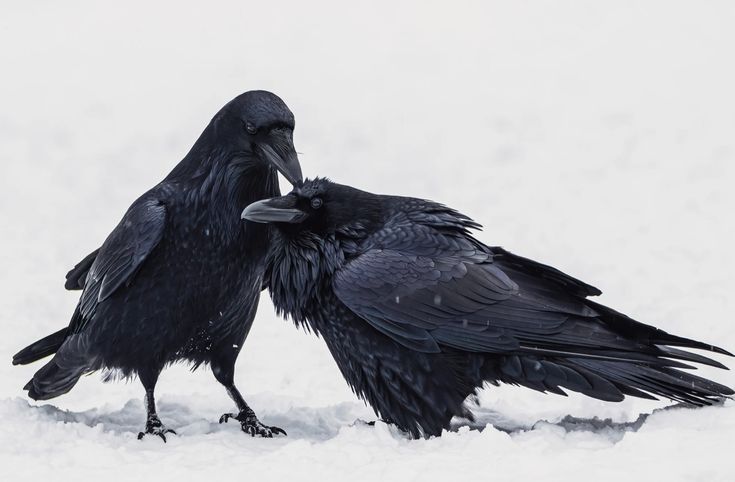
left=216, top=90, right=302, bottom=185
left=241, top=178, right=383, bottom=238
left=243, top=178, right=383, bottom=323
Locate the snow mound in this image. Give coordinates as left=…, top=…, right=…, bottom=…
left=1, top=397, right=733, bottom=481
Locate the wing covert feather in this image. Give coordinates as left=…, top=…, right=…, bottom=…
left=76, top=197, right=166, bottom=326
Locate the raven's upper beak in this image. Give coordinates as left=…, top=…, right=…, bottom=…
left=241, top=196, right=306, bottom=224
left=256, top=128, right=303, bottom=185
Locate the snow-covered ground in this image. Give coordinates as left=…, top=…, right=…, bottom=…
left=1, top=1, right=734, bottom=480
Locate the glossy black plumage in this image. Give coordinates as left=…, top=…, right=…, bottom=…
left=13, top=90, right=302, bottom=439
left=245, top=178, right=734, bottom=438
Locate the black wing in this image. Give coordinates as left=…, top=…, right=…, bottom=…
left=333, top=207, right=727, bottom=360
left=334, top=208, right=523, bottom=353
left=64, top=248, right=100, bottom=290
left=75, top=196, right=166, bottom=329
left=334, top=204, right=732, bottom=405
left=490, top=247, right=601, bottom=297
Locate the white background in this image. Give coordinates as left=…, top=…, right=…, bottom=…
left=0, top=1, right=733, bottom=481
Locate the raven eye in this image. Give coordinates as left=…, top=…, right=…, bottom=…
left=245, top=122, right=257, bottom=135
left=310, top=197, right=323, bottom=209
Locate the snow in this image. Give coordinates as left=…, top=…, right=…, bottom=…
left=1, top=1, right=734, bottom=481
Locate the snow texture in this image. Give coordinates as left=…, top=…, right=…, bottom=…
left=1, top=1, right=734, bottom=481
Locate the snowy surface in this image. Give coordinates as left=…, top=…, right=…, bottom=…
left=1, top=1, right=734, bottom=481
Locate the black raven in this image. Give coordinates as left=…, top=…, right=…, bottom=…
left=13, top=90, right=303, bottom=440
left=242, top=178, right=733, bottom=438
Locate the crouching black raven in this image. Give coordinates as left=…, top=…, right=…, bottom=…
left=242, top=178, right=733, bottom=438
left=13, top=91, right=302, bottom=440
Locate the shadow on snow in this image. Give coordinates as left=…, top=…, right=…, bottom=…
left=12, top=397, right=726, bottom=443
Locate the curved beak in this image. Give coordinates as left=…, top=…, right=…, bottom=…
left=257, top=128, right=303, bottom=185
left=241, top=196, right=306, bottom=224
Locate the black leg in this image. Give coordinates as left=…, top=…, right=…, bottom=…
left=212, top=357, right=286, bottom=437
left=137, top=368, right=176, bottom=442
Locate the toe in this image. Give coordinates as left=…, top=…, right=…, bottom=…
left=271, top=426, right=287, bottom=436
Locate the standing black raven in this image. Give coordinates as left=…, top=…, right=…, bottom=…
left=13, top=90, right=303, bottom=440
left=242, top=178, right=733, bottom=438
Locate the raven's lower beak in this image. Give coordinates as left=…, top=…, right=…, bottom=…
left=241, top=197, right=306, bottom=224
left=257, top=128, right=303, bottom=185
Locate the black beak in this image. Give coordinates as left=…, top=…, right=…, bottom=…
left=257, top=128, right=303, bottom=185
left=241, top=196, right=306, bottom=224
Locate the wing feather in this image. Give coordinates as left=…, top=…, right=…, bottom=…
left=333, top=204, right=730, bottom=371
left=74, top=196, right=166, bottom=330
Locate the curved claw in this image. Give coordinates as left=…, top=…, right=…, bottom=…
left=219, top=412, right=287, bottom=437
left=240, top=420, right=287, bottom=438
left=219, top=413, right=233, bottom=424
left=138, top=430, right=169, bottom=442
left=138, top=419, right=176, bottom=443
left=270, top=426, right=287, bottom=436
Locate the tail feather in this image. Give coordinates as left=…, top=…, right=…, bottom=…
left=650, top=332, right=733, bottom=357
left=497, top=299, right=734, bottom=405
left=499, top=353, right=733, bottom=407
left=24, top=358, right=86, bottom=400
left=568, top=359, right=733, bottom=406
left=656, top=345, right=729, bottom=370
left=586, top=300, right=734, bottom=357
left=12, top=328, right=68, bottom=365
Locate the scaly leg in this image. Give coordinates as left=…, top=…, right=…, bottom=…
left=137, top=368, right=176, bottom=442
left=212, top=357, right=286, bottom=437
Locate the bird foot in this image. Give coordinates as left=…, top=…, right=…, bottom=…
left=219, top=411, right=286, bottom=438
left=137, top=416, right=177, bottom=442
